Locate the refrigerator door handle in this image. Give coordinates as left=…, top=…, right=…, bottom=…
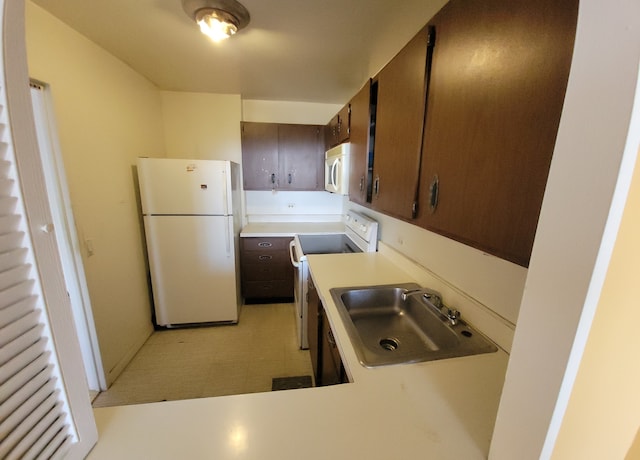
left=221, top=170, right=229, bottom=215
left=225, top=219, right=232, bottom=257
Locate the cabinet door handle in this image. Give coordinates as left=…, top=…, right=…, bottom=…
left=258, top=255, right=273, bottom=260
left=271, top=173, right=276, bottom=185
left=258, top=242, right=272, bottom=248
left=374, top=175, right=380, bottom=196
left=288, top=173, right=292, bottom=184
left=429, top=174, right=439, bottom=213
left=359, top=175, right=364, bottom=192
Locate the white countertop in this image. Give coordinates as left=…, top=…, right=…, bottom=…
left=88, top=251, right=508, bottom=459
left=240, top=221, right=345, bottom=237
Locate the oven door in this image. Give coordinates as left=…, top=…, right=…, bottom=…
left=289, top=240, right=308, bottom=349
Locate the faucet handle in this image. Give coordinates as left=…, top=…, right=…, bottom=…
left=401, top=287, right=443, bottom=309
left=401, top=288, right=441, bottom=304
left=446, top=308, right=460, bottom=326
left=423, top=292, right=442, bottom=308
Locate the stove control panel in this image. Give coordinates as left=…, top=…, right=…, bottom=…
left=344, top=210, right=379, bottom=251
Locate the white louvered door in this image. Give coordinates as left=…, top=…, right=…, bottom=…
left=0, top=0, right=98, bottom=458
left=0, top=159, right=73, bottom=457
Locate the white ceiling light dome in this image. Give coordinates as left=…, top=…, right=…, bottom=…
left=182, top=0, right=250, bottom=42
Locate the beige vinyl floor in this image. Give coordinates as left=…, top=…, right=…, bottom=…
left=92, top=302, right=314, bottom=407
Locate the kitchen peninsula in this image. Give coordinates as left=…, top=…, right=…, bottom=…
left=88, top=245, right=508, bottom=459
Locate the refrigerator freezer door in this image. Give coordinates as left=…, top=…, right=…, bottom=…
left=144, top=215, right=238, bottom=326
left=138, top=158, right=230, bottom=216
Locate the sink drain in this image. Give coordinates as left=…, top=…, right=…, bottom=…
left=379, top=338, right=399, bottom=351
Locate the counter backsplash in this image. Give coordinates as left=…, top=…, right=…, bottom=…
left=245, top=190, right=345, bottom=222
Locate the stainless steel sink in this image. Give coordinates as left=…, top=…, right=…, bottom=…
left=329, top=283, right=498, bottom=367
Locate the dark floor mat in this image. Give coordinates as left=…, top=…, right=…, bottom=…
left=271, top=375, right=313, bottom=391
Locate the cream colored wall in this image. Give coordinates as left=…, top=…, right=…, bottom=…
left=161, top=91, right=242, bottom=163
left=25, top=2, right=164, bottom=385
left=242, top=99, right=341, bottom=125
left=627, top=431, right=640, bottom=460
left=550, top=146, right=640, bottom=459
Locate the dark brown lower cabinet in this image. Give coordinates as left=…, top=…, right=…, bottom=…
left=308, top=276, right=346, bottom=386
left=240, top=237, right=294, bottom=301
left=320, top=308, right=345, bottom=386
left=308, top=277, right=321, bottom=380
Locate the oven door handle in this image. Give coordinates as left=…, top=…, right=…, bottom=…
left=289, top=240, right=300, bottom=268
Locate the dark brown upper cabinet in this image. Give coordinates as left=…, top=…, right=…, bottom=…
left=416, top=0, right=578, bottom=267
left=370, top=25, right=434, bottom=220
left=278, top=124, right=325, bottom=190
left=348, top=80, right=372, bottom=206
left=241, top=122, right=324, bottom=191
left=240, top=122, right=279, bottom=190
left=325, top=103, right=351, bottom=149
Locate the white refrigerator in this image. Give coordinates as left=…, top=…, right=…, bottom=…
left=137, top=158, right=242, bottom=327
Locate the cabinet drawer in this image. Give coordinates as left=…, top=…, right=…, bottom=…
left=240, top=251, right=291, bottom=265
left=241, top=237, right=292, bottom=251
left=242, top=262, right=293, bottom=282
left=243, top=280, right=293, bottom=299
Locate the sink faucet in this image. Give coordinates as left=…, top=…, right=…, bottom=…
left=401, top=288, right=460, bottom=326
left=401, top=288, right=442, bottom=307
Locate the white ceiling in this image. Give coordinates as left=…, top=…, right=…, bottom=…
left=30, top=0, right=446, bottom=104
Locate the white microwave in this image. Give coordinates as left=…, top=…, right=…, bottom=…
left=324, top=143, right=351, bottom=195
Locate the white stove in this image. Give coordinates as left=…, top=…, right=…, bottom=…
left=289, top=210, right=378, bottom=349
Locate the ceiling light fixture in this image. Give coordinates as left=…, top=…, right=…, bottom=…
left=182, top=0, right=250, bottom=43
